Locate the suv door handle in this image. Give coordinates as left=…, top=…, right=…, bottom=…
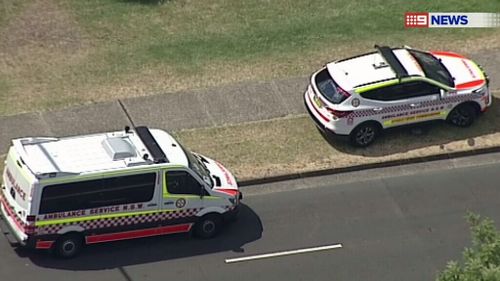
left=410, top=103, right=421, bottom=107
left=373, top=107, right=383, bottom=111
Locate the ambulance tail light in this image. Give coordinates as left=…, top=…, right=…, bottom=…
left=25, top=215, right=36, bottom=234
left=326, top=108, right=352, bottom=118
left=25, top=225, right=36, bottom=235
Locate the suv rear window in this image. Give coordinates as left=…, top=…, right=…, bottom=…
left=314, top=68, right=349, bottom=104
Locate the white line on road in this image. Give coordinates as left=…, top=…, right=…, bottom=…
left=225, top=243, right=343, bottom=264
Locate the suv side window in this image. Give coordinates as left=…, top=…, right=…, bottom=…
left=361, top=81, right=440, bottom=101
left=165, top=171, right=202, bottom=195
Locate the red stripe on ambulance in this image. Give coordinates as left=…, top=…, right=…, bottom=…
left=85, top=223, right=193, bottom=244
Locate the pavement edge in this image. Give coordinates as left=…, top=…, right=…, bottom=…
left=238, top=145, right=500, bottom=187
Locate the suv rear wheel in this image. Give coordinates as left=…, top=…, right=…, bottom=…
left=447, top=103, right=477, bottom=127
left=350, top=123, right=380, bottom=147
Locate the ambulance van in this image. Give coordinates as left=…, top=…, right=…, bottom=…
left=0, top=126, right=241, bottom=258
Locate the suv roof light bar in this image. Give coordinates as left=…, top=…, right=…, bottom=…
left=374, top=45, right=409, bottom=80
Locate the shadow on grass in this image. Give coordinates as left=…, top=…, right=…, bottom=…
left=319, top=96, right=500, bottom=157
left=20, top=204, right=262, bottom=270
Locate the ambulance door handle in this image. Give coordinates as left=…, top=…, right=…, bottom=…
left=147, top=203, right=157, bottom=207
left=373, top=107, right=383, bottom=111
left=410, top=103, right=421, bottom=107
left=164, top=201, right=174, bottom=205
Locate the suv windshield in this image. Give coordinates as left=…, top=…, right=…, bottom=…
left=314, top=68, right=349, bottom=104
left=409, top=50, right=454, bottom=87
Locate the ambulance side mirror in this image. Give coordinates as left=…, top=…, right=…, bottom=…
left=199, top=185, right=206, bottom=198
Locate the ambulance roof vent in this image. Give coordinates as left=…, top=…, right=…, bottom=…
left=102, top=137, right=137, bottom=160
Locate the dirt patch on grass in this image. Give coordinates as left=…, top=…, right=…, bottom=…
left=0, top=0, right=83, bottom=52
left=0, top=0, right=90, bottom=115
left=176, top=91, right=500, bottom=181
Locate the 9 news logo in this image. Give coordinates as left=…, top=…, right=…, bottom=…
left=405, top=12, right=470, bottom=28
left=405, top=12, right=429, bottom=28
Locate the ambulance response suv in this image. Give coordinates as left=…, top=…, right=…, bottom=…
left=0, top=126, right=241, bottom=258
left=304, top=45, right=491, bottom=147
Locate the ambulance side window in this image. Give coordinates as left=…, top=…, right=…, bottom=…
left=165, top=171, right=202, bottom=195
left=39, top=173, right=156, bottom=214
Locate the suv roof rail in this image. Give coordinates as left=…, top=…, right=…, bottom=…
left=374, top=45, right=409, bottom=80
left=353, top=74, right=422, bottom=89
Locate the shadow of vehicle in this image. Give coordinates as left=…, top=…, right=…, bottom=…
left=318, top=95, right=500, bottom=157
left=19, top=204, right=262, bottom=270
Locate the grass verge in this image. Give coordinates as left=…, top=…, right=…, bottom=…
left=175, top=92, right=500, bottom=181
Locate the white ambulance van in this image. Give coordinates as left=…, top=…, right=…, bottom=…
left=0, top=126, right=241, bottom=258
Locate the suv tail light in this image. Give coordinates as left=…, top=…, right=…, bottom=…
left=326, top=108, right=352, bottom=118
left=337, top=87, right=351, bottom=98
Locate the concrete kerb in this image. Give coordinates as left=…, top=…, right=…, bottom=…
left=237, top=145, right=500, bottom=187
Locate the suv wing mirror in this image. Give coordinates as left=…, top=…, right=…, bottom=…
left=440, top=89, right=447, bottom=99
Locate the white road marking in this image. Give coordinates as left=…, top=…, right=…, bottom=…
left=225, top=243, right=343, bottom=264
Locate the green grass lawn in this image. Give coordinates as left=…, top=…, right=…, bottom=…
left=0, top=0, right=498, bottom=115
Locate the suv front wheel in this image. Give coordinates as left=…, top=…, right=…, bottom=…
left=350, top=123, right=380, bottom=147
left=447, top=103, right=477, bottom=127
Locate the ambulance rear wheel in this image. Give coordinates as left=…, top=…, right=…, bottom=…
left=195, top=214, right=222, bottom=239
left=54, top=233, right=83, bottom=259
left=350, top=122, right=380, bottom=147
left=448, top=103, right=477, bottom=127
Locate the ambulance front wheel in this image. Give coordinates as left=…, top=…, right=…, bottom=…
left=350, top=122, right=380, bottom=147
left=195, top=214, right=222, bottom=239
left=54, top=233, right=83, bottom=259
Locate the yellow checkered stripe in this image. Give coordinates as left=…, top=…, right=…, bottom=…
left=36, top=208, right=202, bottom=235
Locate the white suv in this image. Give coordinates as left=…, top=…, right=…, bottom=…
left=304, top=45, right=491, bottom=147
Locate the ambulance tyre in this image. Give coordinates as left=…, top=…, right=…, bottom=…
left=447, top=103, right=478, bottom=128
left=195, top=214, right=222, bottom=239
left=350, top=122, right=380, bottom=147
left=54, top=233, right=83, bottom=259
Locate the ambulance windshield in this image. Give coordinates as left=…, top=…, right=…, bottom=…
left=180, top=145, right=213, bottom=188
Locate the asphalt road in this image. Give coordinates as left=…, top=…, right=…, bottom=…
left=1, top=153, right=500, bottom=281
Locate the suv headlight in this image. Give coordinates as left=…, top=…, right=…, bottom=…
left=473, top=85, right=488, bottom=96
